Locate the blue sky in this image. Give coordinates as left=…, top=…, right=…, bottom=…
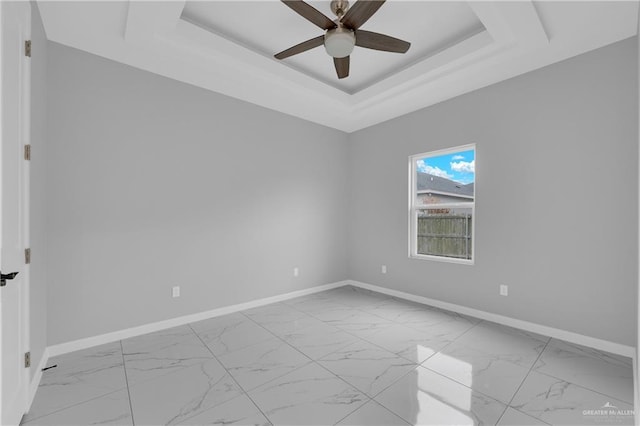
left=416, top=149, right=475, bottom=184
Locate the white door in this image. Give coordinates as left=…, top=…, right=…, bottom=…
left=0, top=1, right=31, bottom=425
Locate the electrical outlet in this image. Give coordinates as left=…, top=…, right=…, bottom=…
left=293, top=267, right=299, bottom=277
left=381, top=265, right=387, bottom=274
left=172, top=286, right=180, bottom=298
left=499, top=285, right=508, bottom=296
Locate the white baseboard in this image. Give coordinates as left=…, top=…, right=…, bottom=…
left=27, top=347, right=49, bottom=412
left=47, top=281, right=348, bottom=357
left=347, top=280, right=636, bottom=358
left=47, top=278, right=635, bottom=361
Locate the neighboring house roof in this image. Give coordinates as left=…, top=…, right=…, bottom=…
left=416, top=172, right=474, bottom=198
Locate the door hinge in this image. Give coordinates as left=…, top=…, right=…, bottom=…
left=25, top=248, right=31, bottom=264
left=24, top=144, right=31, bottom=161
left=24, top=352, right=31, bottom=368
left=25, top=40, right=31, bottom=58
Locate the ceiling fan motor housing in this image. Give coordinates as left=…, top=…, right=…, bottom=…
left=330, top=0, right=350, bottom=18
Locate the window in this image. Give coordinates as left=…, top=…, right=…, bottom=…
left=409, top=144, right=475, bottom=264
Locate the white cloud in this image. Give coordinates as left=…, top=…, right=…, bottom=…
left=450, top=159, right=475, bottom=173
left=452, top=155, right=465, bottom=160
left=416, top=160, right=453, bottom=179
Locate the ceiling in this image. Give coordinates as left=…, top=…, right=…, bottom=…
left=37, top=1, right=639, bottom=133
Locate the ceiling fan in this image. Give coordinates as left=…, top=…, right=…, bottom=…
left=274, top=0, right=411, bottom=79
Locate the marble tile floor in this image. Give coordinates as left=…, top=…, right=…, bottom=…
left=22, top=286, right=634, bottom=425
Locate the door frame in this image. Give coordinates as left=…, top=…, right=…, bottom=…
left=0, top=1, right=32, bottom=424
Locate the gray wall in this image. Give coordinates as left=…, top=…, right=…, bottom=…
left=44, top=35, right=637, bottom=347
left=347, top=37, right=638, bottom=346
left=30, top=1, right=48, bottom=377
left=46, top=43, right=349, bottom=345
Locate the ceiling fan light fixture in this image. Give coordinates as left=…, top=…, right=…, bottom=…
left=324, top=27, right=355, bottom=58
left=275, top=0, right=411, bottom=79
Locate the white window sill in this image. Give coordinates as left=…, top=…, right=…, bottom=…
left=409, top=254, right=475, bottom=266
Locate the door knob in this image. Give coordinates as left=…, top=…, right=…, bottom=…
left=0, top=271, right=18, bottom=287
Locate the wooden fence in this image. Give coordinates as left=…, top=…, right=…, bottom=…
left=417, top=213, right=472, bottom=259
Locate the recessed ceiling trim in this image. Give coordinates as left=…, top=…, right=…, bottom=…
left=179, top=3, right=487, bottom=96
left=180, top=0, right=489, bottom=95
left=351, top=29, right=496, bottom=106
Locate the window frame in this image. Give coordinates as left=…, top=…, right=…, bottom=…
left=408, top=144, right=476, bottom=265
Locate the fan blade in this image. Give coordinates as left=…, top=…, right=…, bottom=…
left=275, top=35, right=325, bottom=60
left=341, top=0, right=385, bottom=30
left=334, top=56, right=350, bottom=79
left=355, top=30, right=410, bottom=53
left=282, top=0, right=337, bottom=30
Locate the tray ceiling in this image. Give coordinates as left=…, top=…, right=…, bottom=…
left=181, top=1, right=486, bottom=93
left=37, top=1, right=639, bottom=133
